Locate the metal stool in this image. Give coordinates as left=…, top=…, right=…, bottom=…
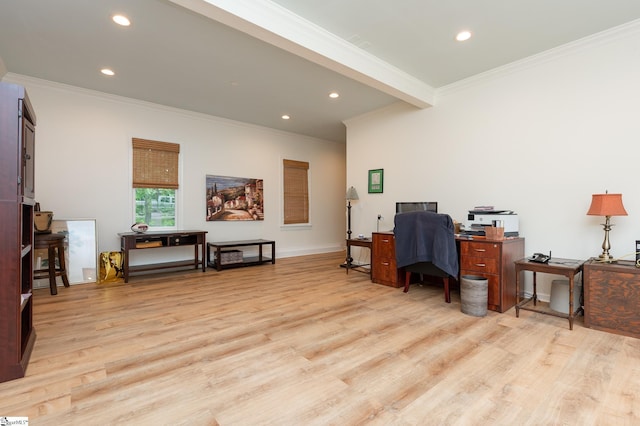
left=34, top=233, right=70, bottom=295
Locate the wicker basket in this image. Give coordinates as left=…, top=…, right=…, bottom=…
left=219, top=249, right=243, bottom=265
left=34, top=211, right=53, bottom=234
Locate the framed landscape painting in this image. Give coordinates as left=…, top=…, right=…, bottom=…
left=206, top=174, right=264, bottom=221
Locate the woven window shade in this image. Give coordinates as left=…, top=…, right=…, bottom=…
left=132, top=138, right=180, bottom=189
left=283, top=159, right=309, bottom=224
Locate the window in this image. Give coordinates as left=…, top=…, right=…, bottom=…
left=132, top=138, right=179, bottom=229
left=283, top=159, right=309, bottom=224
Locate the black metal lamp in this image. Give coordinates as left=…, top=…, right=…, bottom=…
left=344, top=186, right=359, bottom=267
left=346, top=186, right=359, bottom=240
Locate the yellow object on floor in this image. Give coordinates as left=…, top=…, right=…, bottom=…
left=99, top=251, right=124, bottom=282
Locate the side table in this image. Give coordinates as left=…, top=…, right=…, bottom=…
left=207, top=239, right=275, bottom=271
left=345, top=238, right=372, bottom=275
left=514, top=257, right=586, bottom=330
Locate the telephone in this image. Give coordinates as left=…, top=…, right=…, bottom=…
left=529, top=252, right=551, bottom=263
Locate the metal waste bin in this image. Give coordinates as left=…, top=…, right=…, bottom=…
left=460, top=275, right=488, bottom=317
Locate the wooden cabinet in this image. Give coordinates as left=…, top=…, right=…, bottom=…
left=583, top=259, right=640, bottom=339
left=458, top=238, right=524, bottom=313
left=0, top=82, right=37, bottom=383
left=371, top=232, right=403, bottom=287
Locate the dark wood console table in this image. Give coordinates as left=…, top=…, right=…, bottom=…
left=119, top=230, right=207, bottom=282
left=207, top=239, right=275, bottom=271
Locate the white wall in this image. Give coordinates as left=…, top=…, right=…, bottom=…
left=4, top=75, right=346, bottom=264
left=345, top=22, right=640, bottom=300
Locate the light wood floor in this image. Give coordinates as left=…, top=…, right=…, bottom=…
left=1, top=252, right=639, bottom=425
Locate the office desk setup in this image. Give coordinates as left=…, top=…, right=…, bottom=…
left=348, top=210, right=635, bottom=336
left=365, top=231, right=525, bottom=313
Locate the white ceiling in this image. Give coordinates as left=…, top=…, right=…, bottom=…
left=2, top=0, right=640, bottom=143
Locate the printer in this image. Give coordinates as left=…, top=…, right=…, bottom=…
left=460, top=210, right=519, bottom=237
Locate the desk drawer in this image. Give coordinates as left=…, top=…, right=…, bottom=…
left=460, top=241, right=500, bottom=259
left=461, top=255, right=499, bottom=274
left=375, top=259, right=396, bottom=283
left=169, top=234, right=198, bottom=246
left=373, top=234, right=394, bottom=258
left=372, top=257, right=402, bottom=287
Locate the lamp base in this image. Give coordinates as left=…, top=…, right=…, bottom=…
left=597, top=217, right=616, bottom=263
left=597, top=253, right=617, bottom=263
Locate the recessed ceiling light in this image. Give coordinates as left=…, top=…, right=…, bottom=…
left=112, top=15, right=131, bottom=26
left=329, top=92, right=339, bottom=99
left=456, top=31, right=472, bottom=42
left=101, top=68, right=115, bottom=76
left=282, top=115, right=290, bottom=120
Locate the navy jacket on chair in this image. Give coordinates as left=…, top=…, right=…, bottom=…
left=393, top=211, right=459, bottom=278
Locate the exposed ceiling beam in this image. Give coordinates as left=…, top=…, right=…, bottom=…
left=169, top=0, right=434, bottom=108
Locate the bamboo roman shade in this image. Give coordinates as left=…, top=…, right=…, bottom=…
left=132, top=138, right=180, bottom=189
left=283, top=159, right=309, bottom=224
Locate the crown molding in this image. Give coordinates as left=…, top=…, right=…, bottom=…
left=435, top=19, right=640, bottom=101
left=5, top=73, right=340, bottom=144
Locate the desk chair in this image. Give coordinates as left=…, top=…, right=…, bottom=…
left=394, top=211, right=459, bottom=303
left=34, top=233, right=70, bottom=295
left=403, top=262, right=453, bottom=303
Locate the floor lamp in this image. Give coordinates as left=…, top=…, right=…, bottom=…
left=343, top=186, right=359, bottom=267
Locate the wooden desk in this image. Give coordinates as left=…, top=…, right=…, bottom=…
left=345, top=238, right=372, bottom=275
left=514, top=257, right=586, bottom=330
left=371, top=233, right=525, bottom=309
left=458, top=237, right=525, bottom=313
left=119, top=230, right=207, bottom=282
